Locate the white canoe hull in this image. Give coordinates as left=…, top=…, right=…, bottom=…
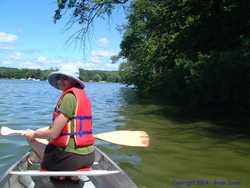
left=0, top=147, right=138, bottom=188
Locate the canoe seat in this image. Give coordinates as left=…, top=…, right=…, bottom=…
left=40, top=166, right=92, bottom=172
left=77, top=166, right=92, bottom=171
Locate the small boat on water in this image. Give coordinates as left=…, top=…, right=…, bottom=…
left=0, top=147, right=137, bottom=188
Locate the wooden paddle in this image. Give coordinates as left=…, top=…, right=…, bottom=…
left=0, top=126, right=150, bottom=147
left=95, top=130, right=149, bottom=147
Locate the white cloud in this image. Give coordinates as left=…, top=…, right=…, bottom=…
left=91, top=50, right=116, bottom=58
left=10, top=52, right=23, bottom=60
left=1, top=58, right=120, bottom=71
left=0, top=60, right=14, bottom=67
left=87, top=49, right=119, bottom=69
left=37, top=56, right=47, bottom=62
left=18, top=61, right=42, bottom=69
left=97, top=37, right=110, bottom=48
left=80, top=62, right=120, bottom=71
left=1, top=49, right=120, bottom=71
left=90, top=55, right=101, bottom=64
left=0, top=32, right=18, bottom=43
left=0, top=43, right=15, bottom=50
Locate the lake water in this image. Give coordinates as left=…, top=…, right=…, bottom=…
left=0, top=79, right=249, bottom=188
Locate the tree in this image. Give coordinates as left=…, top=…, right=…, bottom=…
left=53, top=0, right=129, bottom=45
left=119, top=0, right=250, bottom=111
left=93, top=73, right=102, bottom=82
left=52, top=0, right=250, bottom=112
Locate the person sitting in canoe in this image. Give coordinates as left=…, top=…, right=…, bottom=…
left=23, top=66, right=95, bottom=182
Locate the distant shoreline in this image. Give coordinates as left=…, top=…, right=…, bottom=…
left=0, top=67, right=121, bottom=83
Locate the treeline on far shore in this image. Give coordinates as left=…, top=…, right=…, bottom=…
left=0, top=67, right=121, bottom=82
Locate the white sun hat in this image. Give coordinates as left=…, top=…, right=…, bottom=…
left=48, top=64, right=84, bottom=90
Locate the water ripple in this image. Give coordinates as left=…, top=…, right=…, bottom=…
left=0, top=80, right=128, bottom=176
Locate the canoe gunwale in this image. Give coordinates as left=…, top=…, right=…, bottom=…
left=0, top=152, right=30, bottom=185
left=92, top=147, right=138, bottom=188
left=9, top=170, right=121, bottom=176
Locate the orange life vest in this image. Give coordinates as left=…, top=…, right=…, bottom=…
left=49, top=87, right=94, bottom=148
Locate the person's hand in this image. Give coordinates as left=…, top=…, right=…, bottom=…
left=23, top=129, right=35, bottom=141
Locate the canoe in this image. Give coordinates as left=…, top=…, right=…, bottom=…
left=0, top=147, right=138, bottom=188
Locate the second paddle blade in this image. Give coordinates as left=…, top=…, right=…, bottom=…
left=95, top=130, right=150, bottom=147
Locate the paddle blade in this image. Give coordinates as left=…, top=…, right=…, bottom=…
left=0, top=126, right=26, bottom=136
left=95, top=130, right=150, bottom=147
left=0, top=126, right=13, bottom=136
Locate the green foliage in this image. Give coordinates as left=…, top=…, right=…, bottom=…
left=0, top=67, right=121, bottom=82
left=79, top=69, right=121, bottom=82
left=50, top=0, right=250, bottom=112
left=53, top=0, right=129, bottom=41
left=0, top=67, right=53, bottom=80
left=119, top=0, right=250, bottom=112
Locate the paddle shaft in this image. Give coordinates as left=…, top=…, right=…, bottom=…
left=0, top=126, right=149, bottom=147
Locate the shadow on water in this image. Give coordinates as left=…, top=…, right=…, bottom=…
left=120, top=86, right=250, bottom=143
left=116, top=86, right=250, bottom=188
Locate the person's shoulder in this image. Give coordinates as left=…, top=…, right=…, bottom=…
left=63, top=92, right=76, bottom=101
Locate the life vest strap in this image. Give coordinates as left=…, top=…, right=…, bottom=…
left=70, top=115, right=92, bottom=120
left=61, top=131, right=93, bottom=136
left=62, top=116, right=93, bottom=137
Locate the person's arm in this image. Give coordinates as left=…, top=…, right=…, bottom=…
left=36, top=126, right=50, bottom=132
left=24, top=93, right=75, bottom=140
left=24, top=113, right=68, bottom=140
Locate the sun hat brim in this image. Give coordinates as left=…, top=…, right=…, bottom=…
left=48, top=72, right=85, bottom=90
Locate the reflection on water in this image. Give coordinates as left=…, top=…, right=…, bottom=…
left=105, top=86, right=250, bottom=188
left=0, top=79, right=250, bottom=188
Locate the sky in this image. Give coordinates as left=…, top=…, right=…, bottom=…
left=0, top=0, right=127, bottom=71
